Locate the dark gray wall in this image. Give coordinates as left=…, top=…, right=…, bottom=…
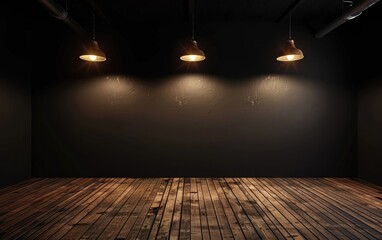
left=0, top=15, right=31, bottom=187
left=354, top=4, right=382, bottom=186
left=31, top=18, right=357, bottom=177
left=359, top=79, right=382, bottom=186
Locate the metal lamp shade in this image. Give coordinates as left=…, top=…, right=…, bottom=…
left=277, top=39, right=304, bottom=62
left=79, top=40, right=107, bottom=62
left=180, top=40, right=206, bottom=62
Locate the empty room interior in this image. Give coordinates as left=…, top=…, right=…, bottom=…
left=1, top=0, right=382, bottom=239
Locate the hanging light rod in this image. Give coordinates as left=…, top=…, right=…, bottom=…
left=277, top=15, right=304, bottom=62
left=180, top=0, right=206, bottom=62
left=315, top=0, right=380, bottom=38
left=80, top=13, right=107, bottom=62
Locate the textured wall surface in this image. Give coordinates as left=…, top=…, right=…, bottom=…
left=0, top=18, right=31, bottom=187
left=358, top=80, right=382, bottom=186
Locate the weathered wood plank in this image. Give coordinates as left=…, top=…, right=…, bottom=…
left=282, top=178, right=373, bottom=239
left=169, top=178, right=184, bottom=240
left=200, top=178, right=223, bottom=240
left=136, top=178, right=171, bottom=239
left=238, top=178, right=288, bottom=239
left=60, top=178, right=127, bottom=240
left=147, top=178, right=174, bottom=239
left=245, top=178, right=306, bottom=240
left=196, top=178, right=211, bottom=240
left=80, top=178, right=137, bottom=239
left=206, top=178, right=234, bottom=239
left=259, top=178, right=335, bottom=239
left=125, top=179, right=164, bottom=240
left=179, top=178, right=191, bottom=240
left=190, top=178, right=203, bottom=240
left=30, top=178, right=115, bottom=240
left=96, top=178, right=150, bottom=239
left=156, top=178, right=180, bottom=240
left=5, top=178, right=100, bottom=239
left=119, top=179, right=159, bottom=239
left=295, top=178, right=382, bottom=239
left=212, top=179, right=246, bottom=239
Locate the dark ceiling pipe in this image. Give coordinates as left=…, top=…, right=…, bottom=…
left=37, top=0, right=88, bottom=37
left=315, top=0, right=380, bottom=38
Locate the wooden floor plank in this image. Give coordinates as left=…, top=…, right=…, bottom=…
left=206, top=178, right=234, bottom=239
left=136, top=178, right=171, bottom=240
left=0, top=178, right=56, bottom=205
left=0, top=178, right=82, bottom=234
left=28, top=178, right=114, bottom=240
left=295, top=178, right=382, bottom=239
left=283, top=178, right=375, bottom=239
left=260, top=178, right=336, bottom=240
left=0, top=178, right=71, bottom=221
left=324, top=178, right=382, bottom=207
left=212, top=179, right=246, bottom=240
left=0, top=178, right=42, bottom=194
left=245, top=178, right=305, bottom=240
left=237, top=178, right=287, bottom=240
left=4, top=178, right=100, bottom=239
left=254, top=178, right=319, bottom=239
left=124, top=179, right=164, bottom=240
left=282, top=178, right=371, bottom=239
left=79, top=178, right=136, bottom=239
left=60, top=178, right=127, bottom=240
left=190, top=178, right=203, bottom=240
left=46, top=178, right=123, bottom=239
left=196, top=178, right=211, bottom=240
left=179, top=178, right=192, bottom=240
left=0, top=178, right=45, bottom=203
left=118, top=179, right=159, bottom=239
left=269, top=178, right=344, bottom=240
left=222, top=178, right=262, bottom=240
left=256, top=178, right=325, bottom=239
left=230, top=178, right=282, bottom=239
left=200, top=178, right=223, bottom=240
left=96, top=178, right=150, bottom=239
left=320, top=178, right=382, bottom=220
left=169, top=178, right=184, bottom=240
left=0, top=178, right=381, bottom=240
left=156, top=178, right=180, bottom=240
left=146, top=178, right=173, bottom=239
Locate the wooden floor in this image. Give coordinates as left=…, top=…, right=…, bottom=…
left=0, top=178, right=382, bottom=240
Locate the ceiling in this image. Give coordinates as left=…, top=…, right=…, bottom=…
left=55, top=0, right=344, bottom=23
left=32, top=0, right=363, bottom=36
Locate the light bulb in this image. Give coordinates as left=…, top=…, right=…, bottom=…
left=286, top=55, right=294, bottom=61
left=89, top=55, right=97, bottom=61
left=189, top=55, right=196, bottom=61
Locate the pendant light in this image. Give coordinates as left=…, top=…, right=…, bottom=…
left=79, top=14, right=107, bottom=62
left=277, top=15, right=304, bottom=62
left=180, top=0, right=205, bottom=62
